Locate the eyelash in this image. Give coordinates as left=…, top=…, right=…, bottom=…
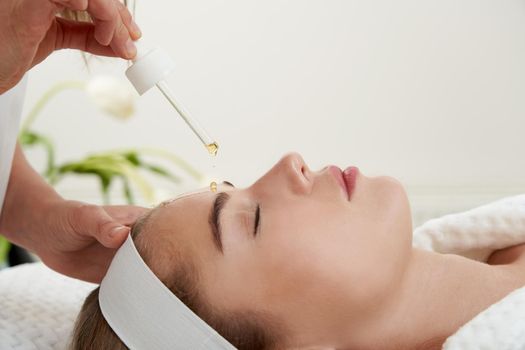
left=254, top=204, right=261, bottom=236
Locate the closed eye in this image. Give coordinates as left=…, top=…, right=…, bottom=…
left=254, top=204, right=261, bottom=236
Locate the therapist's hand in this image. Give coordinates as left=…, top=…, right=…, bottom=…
left=0, top=0, right=141, bottom=94
left=34, top=201, right=149, bottom=283
left=0, top=144, right=149, bottom=283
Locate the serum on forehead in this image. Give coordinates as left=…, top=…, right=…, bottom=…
left=208, top=143, right=218, bottom=192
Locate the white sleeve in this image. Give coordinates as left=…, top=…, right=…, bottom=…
left=0, top=76, right=28, bottom=216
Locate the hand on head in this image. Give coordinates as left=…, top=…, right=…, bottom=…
left=34, top=200, right=149, bottom=283
left=0, top=0, right=141, bottom=93
left=0, top=130, right=148, bottom=285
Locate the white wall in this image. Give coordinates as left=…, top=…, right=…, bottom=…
left=23, top=0, right=525, bottom=225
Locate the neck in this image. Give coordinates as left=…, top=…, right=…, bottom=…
left=342, top=248, right=524, bottom=350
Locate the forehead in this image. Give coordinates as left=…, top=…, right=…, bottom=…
left=156, top=191, right=213, bottom=238
left=145, top=192, right=214, bottom=267
left=149, top=187, right=236, bottom=261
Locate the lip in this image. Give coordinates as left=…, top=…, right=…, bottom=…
left=329, top=165, right=359, bottom=201
left=342, top=166, right=359, bottom=200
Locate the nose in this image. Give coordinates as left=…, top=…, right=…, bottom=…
left=274, top=152, right=313, bottom=194
left=251, top=152, right=313, bottom=195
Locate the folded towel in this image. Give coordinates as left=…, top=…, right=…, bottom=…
left=0, top=263, right=95, bottom=349
left=413, top=194, right=525, bottom=350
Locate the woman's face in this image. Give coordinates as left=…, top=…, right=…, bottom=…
left=148, top=153, right=412, bottom=347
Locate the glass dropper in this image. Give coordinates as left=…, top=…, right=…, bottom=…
left=155, top=80, right=218, bottom=156
left=125, top=40, right=218, bottom=156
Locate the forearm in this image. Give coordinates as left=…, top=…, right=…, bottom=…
left=0, top=142, right=62, bottom=251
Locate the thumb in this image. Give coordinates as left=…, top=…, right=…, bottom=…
left=68, top=203, right=130, bottom=249
left=53, top=17, right=117, bottom=57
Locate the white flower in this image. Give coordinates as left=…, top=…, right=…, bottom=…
left=85, top=75, right=137, bottom=119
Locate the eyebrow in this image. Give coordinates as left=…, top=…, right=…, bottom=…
left=222, top=180, right=235, bottom=188
left=208, top=191, right=231, bottom=254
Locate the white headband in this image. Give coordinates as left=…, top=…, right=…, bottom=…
left=99, top=235, right=236, bottom=350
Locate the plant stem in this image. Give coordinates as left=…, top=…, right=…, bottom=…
left=136, top=148, right=203, bottom=181
left=21, top=80, right=85, bottom=132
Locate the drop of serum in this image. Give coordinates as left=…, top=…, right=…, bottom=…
left=206, top=142, right=219, bottom=157
left=207, top=142, right=219, bottom=192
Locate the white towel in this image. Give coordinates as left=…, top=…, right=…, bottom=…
left=413, top=194, right=525, bottom=350
left=0, top=263, right=95, bottom=349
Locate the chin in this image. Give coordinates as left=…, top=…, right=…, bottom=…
left=386, top=177, right=413, bottom=254
left=375, top=175, right=413, bottom=237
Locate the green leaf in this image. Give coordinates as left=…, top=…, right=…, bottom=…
left=38, top=148, right=197, bottom=205
left=19, top=131, right=39, bottom=146
left=0, top=236, right=11, bottom=267
left=123, top=151, right=141, bottom=166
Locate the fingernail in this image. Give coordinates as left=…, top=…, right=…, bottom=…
left=110, top=226, right=130, bottom=238
left=125, top=38, right=137, bottom=59
left=131, top=20, right=142, bottom=38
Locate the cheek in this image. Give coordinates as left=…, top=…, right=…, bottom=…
left=253, top=208, right=353, bottom=304
left=247, top=228, right=344, bottom=326
left=257, top=178, right=413, bottom=311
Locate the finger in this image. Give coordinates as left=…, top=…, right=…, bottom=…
left=53, top=17, right=118, bottom=56
left=106, top=0, right=141, bottom=59
left=107, top=10, right=136, bottom=59
left=68, top=204, right=131, bottom=249
left=115, top=0, right=141, bottom=40
left=86, top=0, right=120, bottom=45
left=87, top=0, right=138, bottom=58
